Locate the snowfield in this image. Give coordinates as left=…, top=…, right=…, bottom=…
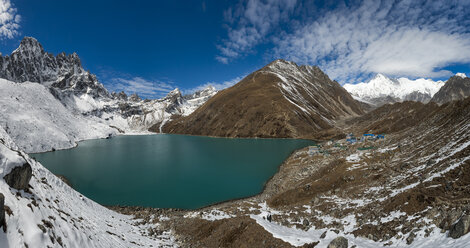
left=0, top=79, right=118, bottom=153
left=252, top=211, right=470, bottom=248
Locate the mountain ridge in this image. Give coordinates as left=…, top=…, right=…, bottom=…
left=161, top=59, right=364, bottom=139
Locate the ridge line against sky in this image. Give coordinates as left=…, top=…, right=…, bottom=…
left=0, top=0, right=470, bottom=98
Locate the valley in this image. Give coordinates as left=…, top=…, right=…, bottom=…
left=0, top=37, right=469, bottom=247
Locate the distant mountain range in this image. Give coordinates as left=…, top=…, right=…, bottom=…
left=0, top=37, right=216, bottom=152
left=343, top=74, right=445, bottom=107
left=343, top=73, right=470, bottom=108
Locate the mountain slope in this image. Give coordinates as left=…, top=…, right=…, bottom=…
left=162, top=59, right=363, bottom=139
left=343, top=74, right=444, bottom=107
left=0, top=78, right=117, bottom=153
left=431, top=74, right=470, bottom=104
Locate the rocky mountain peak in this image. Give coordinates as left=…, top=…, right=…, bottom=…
left=0, top=36, right=109, bottom=98
left=128, top=93, right=141, bottom=102
left=166, top=88, right=182, bottom=97
left=200, top=85, right=216, bottom=95
left=426, top=75, right=470, bottom=105
left=14, top=36, right=44, bottom=55
left=263, top=59, right=324, bottom=79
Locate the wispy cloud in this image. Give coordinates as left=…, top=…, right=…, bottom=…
left=107, top=76, right=176, bottom=99
left=274, top=0, right=470, bottom=83
left=201, top=1, right=207, bottom=12
left=219, top=0, right=470, bottom=83
left=184, top=75, right=244, bottom=94
left=217, top=0, right=297, bottom=63
left=0, top=0, right=21, bottom=39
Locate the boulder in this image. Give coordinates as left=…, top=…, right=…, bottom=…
left=3, top=162, right=32, bottom=190
left=449, top=215, right=470, bottom=239
left=406, top=232, right=416, bottom=245
left=327, top=236, right=348, bottom=248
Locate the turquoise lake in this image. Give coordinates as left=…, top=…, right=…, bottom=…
left=31, top=134, right=314, bottom=209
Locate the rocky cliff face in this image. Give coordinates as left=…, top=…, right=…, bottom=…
left=0, top=37, right=109, bottom=98
left=162, top=59, right=363, bottom=139
left=431, top=75, right=470, bottom=105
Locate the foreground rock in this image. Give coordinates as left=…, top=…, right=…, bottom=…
left=449, top=215, right=470, bottom=239
left=3, top=162, right=32, bottom=190
left=327, top=236, right=348, bottom=248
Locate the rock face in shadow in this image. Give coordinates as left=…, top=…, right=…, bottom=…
left=431, top=75, right=470, bottom=105
left=3, top=162, right=32, bottom=190
left=0, top=193, right=5, bottom=231
left=449, top=215, right=470, bottom=239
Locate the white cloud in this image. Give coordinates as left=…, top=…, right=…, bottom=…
left=185, top=76, right=244, bottom=94
left=108, top=77, right=176, bottom=99
left=219, top=0, right=470, bottom=83
left=0, top=0, right=21, bottom=39
left=217, top=0, right=297, bottom=63
left=274, top=0, right=470, bottom=83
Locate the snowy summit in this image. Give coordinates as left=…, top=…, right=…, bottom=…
left=343, top=73, right=445, bottom=106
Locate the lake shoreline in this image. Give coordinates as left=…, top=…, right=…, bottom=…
left=33, top=134, right=314, bottom=209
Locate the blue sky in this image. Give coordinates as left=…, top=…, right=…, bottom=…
left=1, top=0, right=470, bottom=98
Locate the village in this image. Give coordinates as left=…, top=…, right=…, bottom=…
left=307, top=133, right=386, bottom=157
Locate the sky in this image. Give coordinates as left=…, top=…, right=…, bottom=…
left=0, top=0, right=469, bottom=98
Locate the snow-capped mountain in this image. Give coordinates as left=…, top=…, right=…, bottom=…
left=343, top=74, right=445, bottom=107
left=0, top=37, right=109, bottom=98
left=163, top=59, right=363, bottom=139
left=127, top=86, right=217, bottom=132
left=0, top=37, right=217, bottom=152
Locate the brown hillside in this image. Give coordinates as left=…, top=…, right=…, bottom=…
left=159, top=60, right=363, bottom=139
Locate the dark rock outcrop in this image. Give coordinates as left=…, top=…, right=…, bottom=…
left=327, top=236, right=348, bottom=248
left=431, top=75, right=470, bottom=105
left=0, top=37, right=109, bottom=98
left=3, top=163, right=32, bottom=190
left=129, top=93, right=142, bottom=102
left=449, top=215, right=470, bottom=239
left=0, top=193, right=5, bottom=231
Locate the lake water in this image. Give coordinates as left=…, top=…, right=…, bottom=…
left=31, top=134, right=314, bottom=209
